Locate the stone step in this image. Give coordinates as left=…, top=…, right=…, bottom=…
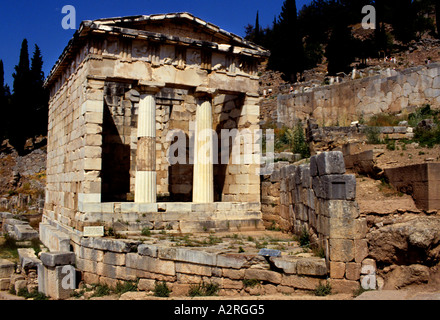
left=0, top=259, right=15, bottom=279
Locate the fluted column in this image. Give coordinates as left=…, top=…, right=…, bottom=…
left=193, top=88, right=216, bottom=203
left=135, top=83, right=163, bottom=203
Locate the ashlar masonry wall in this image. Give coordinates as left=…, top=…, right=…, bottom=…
left=278, top=63, right=440, bottom=127
left=262, top=152, right=371, bottom=291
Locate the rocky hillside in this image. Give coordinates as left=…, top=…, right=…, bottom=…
left=0, top=138, right=47, bottom=214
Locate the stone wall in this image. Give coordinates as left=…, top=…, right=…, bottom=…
left=44, top=17, right=263, bottom=233
left=384, top=163, right=440, bottom=211
left=278, top=63, right=440, bottom=127
left=261, top=152, right=370, bottom=290
left=70, top=237, right=328, bottom=296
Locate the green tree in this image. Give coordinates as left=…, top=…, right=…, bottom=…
left=269, top=0, right=305, bottom=82
left=0, top=60, right=5, bottom=139
left=11, top=39, right=32, bottom=152
left=325, top=21, right=356, bottom=75
left=30, top=44, right=48, bottom=136
left=292, top=120, right=310, bottom=158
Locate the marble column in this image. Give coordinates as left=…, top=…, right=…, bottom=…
left=193, top=89, right=216, bottom=203
left=135, top=84, right=163, bottom=203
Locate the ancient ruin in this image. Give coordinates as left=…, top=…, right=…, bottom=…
left=1, top=11, right=440, bottom=302
left=42, top=13, right=270, bottom=236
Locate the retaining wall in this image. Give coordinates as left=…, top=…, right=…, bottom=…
left=262, top=152, right=371, bottom=291
left=278, top=63, right=440, bottom=127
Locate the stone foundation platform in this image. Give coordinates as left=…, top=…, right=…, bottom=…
left=44, top=202, right=264, bottom=235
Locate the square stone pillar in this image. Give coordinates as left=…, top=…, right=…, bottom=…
left=135, top=82, right=164, bottom=203
left=193, top=87, right=217, bottom=203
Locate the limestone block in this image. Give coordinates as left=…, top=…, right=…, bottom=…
left=354, top=239, right=369, bottom=263
left=13, top=224, right=39, bottom=241
left=137, top=244, right=158, bottom=257
left=39, top=223, right=71, bottom=252
left=222, top=268, right=245, bottom=280
left=269, top=257, right=297, bottom=274
left=77, top=246, right=104, bottom=262
left=244, top=269, right=282, bottom=284
left=125, top=253, right=175, bottom=276
left=310, top=155, right=318, bottom=177
left=280, top=274, right=322, bottom=290
left=18, top=248, right=41, bottom=269
left=345, top=262, right=361, bottom=281
left=80, top=237, right=140, bottom=253
left=0, top=278, right=10, bottom=291
left=138, top=279, right=155, bottom=291
left=296, top=258, right=327, bottom=276
left=329, top=278, right=359, bottom=294
left=158, top=247, right=217, bottom=266
left=319, top=174, right=356, bottom=200
left=103, top=251, right=126, bottom=266
left=176, top=262, right=212, bottom=276
left=329, top=239, right=354, bottom=262
left=0, top=258, right=15, bottom=278
left=316, top=151, right=346, bottom=176
left=38, top=264, right=76, bottom=300
left=330, top=261, right=345, bottom=279
left=40, top=252, right=76, bottom=267
left=217, top=254, right=247, bottom=269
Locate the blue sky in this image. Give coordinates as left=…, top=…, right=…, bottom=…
left=0, top=0, right=312, bottom=88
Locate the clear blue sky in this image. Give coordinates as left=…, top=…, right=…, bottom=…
left=0, top=0, right=312, bottom=88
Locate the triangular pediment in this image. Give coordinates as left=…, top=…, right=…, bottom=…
left=90, top=12, right=264, bottom=52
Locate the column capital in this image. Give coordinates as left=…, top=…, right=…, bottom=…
left=137, top=80, right=165, bottom=94
left=194, top=86, right=218, bottom=99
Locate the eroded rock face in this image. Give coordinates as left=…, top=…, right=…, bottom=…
left=367, top=217, right=440, bottom=266
left=382, top=264, right=430, bottom=289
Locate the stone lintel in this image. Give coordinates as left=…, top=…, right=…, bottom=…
left=194, top=86, right=218, bottom=99
left=137, top=81, right=165, bottom=94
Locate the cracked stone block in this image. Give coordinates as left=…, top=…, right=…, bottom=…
left=40, top=252, right=76, bottom=267
left=316, top=151, right=346, bottom=176
left=320, top=174, right=356, bottom=200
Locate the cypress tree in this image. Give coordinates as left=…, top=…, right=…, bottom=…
left=11, top=39, right=32, bottom=152
left=0, top=60, right=5, bottom=139
left=436, top=0, right=440, bottom=38
left=270, top=0, right=304, bottom=82
left=30, top=44, right=48, bottom=136
left=255, top=11, right=261, bottom=44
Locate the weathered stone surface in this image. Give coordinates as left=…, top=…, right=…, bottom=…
left=281, top=274, right=322, bottom=290
left=244, top=269, right=282, bottom=284
left=40, top=252, right=76, bottom=267
left=330, top=261, right=345, bottom=279
left=329, top=278, right=359, bottom=294
left=158, top=247, right=216, bottom=266
left=383, top=264, right=430, bottom=289
left=269, top=257, right=297, bottom=274
left=13, top=224, right=39, bottom=241
left=126, top=253, right=175, bottom=276
left=18, top=248, right=41, bottom=269
left=316, top=151, right=346, bottom=176
left=0, top=259, right=15, bottom=278
left=329, top=239, right=354, bottom=262
left=38, top=264, right=76, bottom=300
left=137, top=244, right=158, bottom=257
left=103, top=251, right=126, bottom=266
left=296, top=258, right=327, bottom=276
left=319, top=174, right=356, bottom=200
left=217, top=254, right=247, bottom=269
left=176, top=262, right=211, bottom=276
left=138, top=278, right=155, bottom=291
left=367, top=217, right=440, bottom=265
left=345, top=262, right=361, bottom=281
left=80, top=237, right=140, bottom=253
